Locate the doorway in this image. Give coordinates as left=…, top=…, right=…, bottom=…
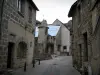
left=7, top=42, right=14, bottom=68
left=58, top=45, right=61, bottom=51
left=83, top=32, right=88, bottom=61
left=83, top=32, right=88, bottom=75
left=79, top=44, right=82, bottom=68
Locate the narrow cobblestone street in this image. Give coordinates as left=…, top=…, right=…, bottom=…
left=12, top=56, right=81, bottom=75
left=1, top=0, right=100, bottom=75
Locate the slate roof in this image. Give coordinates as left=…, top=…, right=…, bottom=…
left=68, top=1, right=77, bottom=17
left=28, top=0, right=39, bottom=11
left=35, top=26, right=60, bottom=37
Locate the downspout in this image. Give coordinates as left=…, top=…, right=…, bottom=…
left=0, top=0, right=5, bottom=39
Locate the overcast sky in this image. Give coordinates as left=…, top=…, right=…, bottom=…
left=33, top=0, right=76, bottom=24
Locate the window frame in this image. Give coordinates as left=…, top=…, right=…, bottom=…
left=63, top=46, right=67, bottom=49
left=17, top=0, right=25, bottom=15
left=17, top=42, right=27, bottom=59
left=30, top=42, right=32, bottom=47
left=28, top=6, right=33, bottom=23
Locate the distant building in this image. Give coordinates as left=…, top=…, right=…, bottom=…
left=35, top=19, right=70, bottom=57
left=0, top=0, right=39, bottom=71
left=64, top=20, right=72, bottom=55
left=50, top=19, right=70, bottom=56
left=34, top=37, right=39, bottom=58
left=47, top=35, right=56, bottom=54
left=37, top=20, right=49, bottom=59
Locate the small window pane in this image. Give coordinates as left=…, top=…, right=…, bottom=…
left=63, top=46, right=67, bottom=49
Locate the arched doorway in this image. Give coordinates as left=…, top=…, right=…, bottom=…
left=17, top=41, right=27, bottom=59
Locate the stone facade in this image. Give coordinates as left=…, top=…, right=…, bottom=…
left=64, top=20, right=72, bottom=55
left=68, top=0, right=100, bottom=75
left=53, top=19, right=70, bottom=56
left=34, top=19, right=71, bottom=59
left=37, top=20, right=49, bottom=60
left=34, top=37, right=39, bottom=58
left=0, top=0, right=38, bottom=71
left=47, top=35, right=55, bottom=54
left=91, top=1, right=100, bottom=75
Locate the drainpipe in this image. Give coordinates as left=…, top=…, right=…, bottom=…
left=0, top=0, right=5, bottom=39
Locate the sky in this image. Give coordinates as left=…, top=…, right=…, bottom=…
left=33, top=0, right=76, bottom=24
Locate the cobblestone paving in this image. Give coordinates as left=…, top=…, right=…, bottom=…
left=12, top=56, right=81, bottom=75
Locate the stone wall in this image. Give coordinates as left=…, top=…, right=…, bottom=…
left=61, top=24, right=70, bottom=52
left=0, top=0, right=36, bottom=70
left=91, top=1, right=100, bottom=75
left=69, top=0, right=93, bottom=74
left=0, top=0, right=9, bottom=70
left=69, top=0, right=100, bottom=75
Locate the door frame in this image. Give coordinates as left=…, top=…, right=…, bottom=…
left=7, top=42, right=15, bottom=68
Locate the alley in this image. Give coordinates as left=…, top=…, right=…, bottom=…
left=12, top=56, right=81, bottom=75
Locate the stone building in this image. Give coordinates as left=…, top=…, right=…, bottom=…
left=51, top=19, right=70, bottom=56
left=46, top=35, right=56, bottom=54
left=37, top=20, right=49, bottom=59
left=64, top=20, right=72, bottom=55
left=34, top=21, right=58, bottom=59
left=34, top=37, right=39, bottom=58
left=34, top=19, right=70, bottom=59
left=68, top=0, right=100, bottom=75
left=0, top=0, right=38, bottom=71
left=91, top=0, right=100, bottom=75
left=33, top=20, right=41, bottom=59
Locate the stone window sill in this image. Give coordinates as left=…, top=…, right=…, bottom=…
left=18, top=11, right=24, bottom=18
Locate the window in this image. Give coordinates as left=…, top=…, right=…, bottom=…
left=17, top=0, right=24, bottom=13
left=54, top=37, right=55, bottom=40
left=30, top=42, right=32, bottom=47
left=92, top=0, right=95, bottom=4
left=78, top=5, right=81, bottom=24
left=83, top=32, right=88, bottom=61
left=63, top=46, right=67, bottom=49
left=79, top=44, right=82, bottom=67
left=92, top=8, right=98, bottom=32
left=45, top=29, right=47, bottom=35
left=28, top=6, right=32, bottom=23
left=58, top=45, right=61, bottom=51
left=17, top=42, right=27, bottom=58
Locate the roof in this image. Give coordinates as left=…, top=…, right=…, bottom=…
left=48, top=26, right=60, bottom=36
left=35, top=19, right=69, bottom=37
left=36, top=20, right=41, bottom=25
left=28, top=0, right=39, bottom=11
left=64, top=20, right=72, bottom=31
left=52, top=19, right=63, bottom=26
left=68, top=1, right=77, bottom=17
left=35, top=26, right=60, bottom=37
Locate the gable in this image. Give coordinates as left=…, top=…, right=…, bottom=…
left=52, top=19, right=63, bottom=26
